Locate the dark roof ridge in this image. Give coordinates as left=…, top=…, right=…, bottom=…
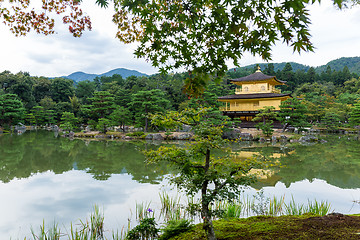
left=231, top=71, right=286, bottom=84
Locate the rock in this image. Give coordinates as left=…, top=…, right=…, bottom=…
left=271, top=136, right=277, bottom=142
left=95, top=135, right=105, bottom=139
left=299, top=135, right=318, bottom=142
left=180, top=124, right=192, bottom=132
left=222, top=128, right=241, bottom=140
left=290, top=139, right=298, bottom=143
left=259, top=137, right=266, bottom=142
left=69, top=131, right=75, bottom=138
left=122, top=136, right=133, bottom=140
left=239, top=133, right=253, bottom=141
left=145, top=133, right=164, bottom=140
left=320, top=139, right=328, bottom=143
left=280, top=135, right=288, bottom=142
left=84, top=125, right=91, bottom=132
left=175, top=133, right=193, bottom=140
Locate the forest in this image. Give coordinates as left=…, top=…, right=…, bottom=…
left=1, top=62, right=360, bottom=132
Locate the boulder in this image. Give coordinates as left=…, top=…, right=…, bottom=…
left=95, top=135, right=105, bottom=139
left=145, top=133, right=164, bottom=140
left=175, top=133, right=193, bottom=140
left=271, top=136, right=277, bottom=142
left=299, top=135, right=318, bottom=142
left=280, top=135, right=288, bottom=141
left=180, top=124, right=192, bottom=132
left=122, top=136, right=133, bottom=140
left=222, top=128, right=241, bottom=140
left=239, top=133, right=253, bottom=141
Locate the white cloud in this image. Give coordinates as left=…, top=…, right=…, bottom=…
left=0, top=1, right=359, bottom=77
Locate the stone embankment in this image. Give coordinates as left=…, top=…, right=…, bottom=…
left=68, top=126, right=360, bottom=143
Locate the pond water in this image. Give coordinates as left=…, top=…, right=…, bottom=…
left=0, top=131, right=359, bottom=239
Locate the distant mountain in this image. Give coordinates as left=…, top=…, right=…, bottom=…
left=240, top=57, right=360, bottom=75
left=62, top=68, right=147, bottom=82
left=243, top=62, right=311, bottom=73
left=314, top=57, right=360, bottom=74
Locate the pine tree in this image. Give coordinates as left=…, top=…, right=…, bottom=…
left=278, top=98, right=309, bottom=132
left=349, top=102, right=360, bottom=127
left=0, top=93, right=25, bottom=128
left=130, top=89, right=169, bottom=132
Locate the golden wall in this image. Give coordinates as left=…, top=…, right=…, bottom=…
left=221, top=98, right=284, bottom=111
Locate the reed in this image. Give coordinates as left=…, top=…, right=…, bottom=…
left=89, top=205, right=105, bottom=239
left=305, top=199, right=332, bottom=216
left=30, top=220, right=62, bottom=240
left=159, top=192, right=185, bottom=221
left=23, top=194, right=333, bottom=240
left=135, top=202, right=154, bottom=221
left=268, top=195, right=285, bottom=216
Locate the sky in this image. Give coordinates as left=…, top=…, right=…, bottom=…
left=0, top=0, right=360, bottom=78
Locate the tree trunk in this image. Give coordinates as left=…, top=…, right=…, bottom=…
left=202, top=203, right=216, bottom=240
left=144, top=107, right=148, bottom=132
left=145, top=117, right=148, bottom=132
left=282, top=122, right=289, bottom=133
left=201, top=149, right=217, bottom=240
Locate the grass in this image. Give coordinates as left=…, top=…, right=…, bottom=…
left=21, top=193, right=335, bottom=240
left=171, top=214, right=360, bottom=240
left=212, top=193, right=332, bottom=219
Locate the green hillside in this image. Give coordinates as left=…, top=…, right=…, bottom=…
left=314, top=57, right=360, bottom=74
left=240, top=57, right=360, bottom=75
left=244, top=62, right=311, bottom=72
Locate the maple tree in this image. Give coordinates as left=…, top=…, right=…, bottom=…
left=0, top=0, right=96, bottom=37
left=2, top=0, right=358, bottom=96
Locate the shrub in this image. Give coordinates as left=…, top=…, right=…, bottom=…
left=127, top=131, right=145, bottom=137
left=126, top=217, right=159, bottom=240
left=159, top=219, right=193, bottom=240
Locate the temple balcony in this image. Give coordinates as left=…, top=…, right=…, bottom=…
left=235, top=87, right=281, bottom=94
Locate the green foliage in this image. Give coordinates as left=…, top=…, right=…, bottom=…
left=60, top=112, right=78, bottom=132
left=50, top=78, right=75, bottom=103
left=96, top=118, right=111, bottom=133
left=126, top=218, right=159, bottom=240
left=114, top=0, right=317, bottom=96
left=321, top=111, right=341, bottom=131
left=255, top=121, right=274, bottom=137
left=315, top=56, right=360, bottom=75
left=253, top=107, right=277, bottom=137
left=349, top=102, right=360, bottom=126
left=278, top=98, right=309, bottom=132
left=88, top=91, right=115, bottom=120
left=145, top=107, right=269, bottom=239
left=159, top=219, right=193, bottom=240
left=110, top=106, right=132, bottom=132
left=0, top=93, right=25, bottom=127
left=130, top=89, right=169, bottom=132
left=127, top=131, right=145, bottom=137
left=75, top=80, right=96, bottom=104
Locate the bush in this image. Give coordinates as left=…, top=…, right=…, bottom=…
left=127, top=131, right=145, bottom=137
left=126, top=218, right=159, bottom=240
left=159, top=219, right=193, bottom=240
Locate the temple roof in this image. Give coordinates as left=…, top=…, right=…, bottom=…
left=218, top=93, right=291, bottom=100
left=230, top=71, right=286, bottom=84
